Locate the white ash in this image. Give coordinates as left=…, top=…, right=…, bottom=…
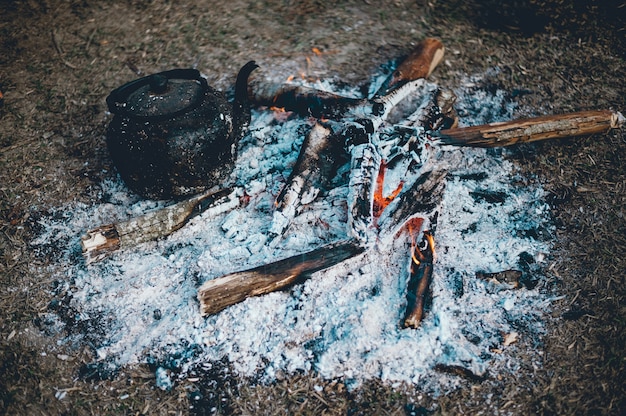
left=33, top=69, right=555, bottom=393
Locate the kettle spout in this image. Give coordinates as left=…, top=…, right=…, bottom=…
left=232, top=61, right=259, bottom=141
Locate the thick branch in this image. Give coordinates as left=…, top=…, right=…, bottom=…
left=198, top=239, right=365, bottom=316
left=435, top=110, right=625, bottom=147
left=81, top=188, right=240, bottom=264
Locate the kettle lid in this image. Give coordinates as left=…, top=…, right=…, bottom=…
left=106, top=69, right=208, bottom=120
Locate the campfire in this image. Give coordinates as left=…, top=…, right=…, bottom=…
left=50, top=38, right=623, bottom=386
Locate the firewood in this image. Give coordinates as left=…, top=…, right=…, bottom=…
left=251, top=83, right=362, bottom=119
left=476, top=269, right=522, bottom=288
left=269, top=122, right=343, bottom=241
left=250, top=38, right=445, bottom=120
left=347, top=142, right=382, bottom=244
left=198, top=239, right=365, bottom=316
left=376, top=38, right=445, bottom=96
left=404, top=230, right=435, bottom=328
left=81, top=188, right=240, bottom=264
left=434, top=110, right=624, bottom=147
left=376, top=168, right=446, bottom=241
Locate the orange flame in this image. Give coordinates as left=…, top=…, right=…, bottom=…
left=311, top=47, right=323, bottom=56
left=373, top=160, right=404, bottom=219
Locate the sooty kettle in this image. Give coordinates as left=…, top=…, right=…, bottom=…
left=105, top=61, right=258, bottom=200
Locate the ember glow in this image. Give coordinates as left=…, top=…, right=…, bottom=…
left=33, top=68, right=555, bottom=393
left=373, top=160, right=404, bottom=219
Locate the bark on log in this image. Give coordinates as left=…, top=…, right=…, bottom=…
left=403, top=230, right=435, bottom=328
left=376, top=38, right=445, bottom=96
left=198, top=239, right=365, bottom=316
left=269, top=123, right=343, bottom=241
left=81, top=188, right=240, bottom=264
left=250, top=38, right=445, bottom=119
left=435, top=110, right=625, bottom=147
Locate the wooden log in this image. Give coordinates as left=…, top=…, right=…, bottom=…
left=250, top=38, right=445, bottom=120
left=434, top=110, right=625, bottom=147
left=403, top=230, right=435, bottom=329
left=347, top=142, right=382, bottom=244
left=376, top=168, right=446, bottom=241
left=376, top=38, right=445, bottom=96
left=269, top=123, right=343, bottom=241
left=81, top=188, right=240, bottom=264
left=198, top=239, right=365, bottom=316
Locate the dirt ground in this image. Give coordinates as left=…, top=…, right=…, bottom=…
left=1, top=0, right=625, bottom=415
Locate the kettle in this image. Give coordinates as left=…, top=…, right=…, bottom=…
left=105, top=61, right=258, bottom=200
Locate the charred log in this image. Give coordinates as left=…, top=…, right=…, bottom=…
left=476, top=269, right=522, bottom=288
left=376, top=168, right=446, bottom=240
left=403, top=230, right=435, bottom=329
left=269, top=123, right=345, bottom=240
left=347, top=142, right=382, bottom=244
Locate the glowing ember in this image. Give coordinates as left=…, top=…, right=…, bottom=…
left=373, top=160, right=404, bottom=219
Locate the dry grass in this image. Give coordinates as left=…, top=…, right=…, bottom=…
left=1, top=0, right=625, bottom=414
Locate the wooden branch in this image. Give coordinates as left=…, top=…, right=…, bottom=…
left=269, top=123, right=343, bottom=241
left=404, top=230, right=435, bottom=328
left=434, top=110, right=625, bottom=147
left=250, top=38, right=445, bottom=119
left=376, top=38, right=445, bottom=96
left=81, top=188, right=240, bottom=264
left=198, top=239, right=365, bottom=316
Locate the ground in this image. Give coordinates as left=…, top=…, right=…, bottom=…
left=1, top=0, right=625, bottom=415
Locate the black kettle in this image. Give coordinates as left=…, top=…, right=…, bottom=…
left=105, top=61, right=258, bottom=200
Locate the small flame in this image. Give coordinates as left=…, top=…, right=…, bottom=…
left=311, top=47, right=322, bottom=56
left=405, top=217, right=425, bottom=268
left=286, top=75, right=295, bottom=82
left=373, top=160, right=404, bottom=219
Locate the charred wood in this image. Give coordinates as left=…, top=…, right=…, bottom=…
left=347, top=142, right=382, bottom=244
left=476, top=269, right=522, bottom=288
left=403, top=230, right=435, bottom=328
left=269, top=123, right=344, bottom=240
left=376, top=168, right=446, bottom=241
left=251, top=83, right=363, bottom=119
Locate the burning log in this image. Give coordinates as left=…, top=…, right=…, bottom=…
left=251, top=38, right=445, bottom=119
left=434, top=109, right=625, bottom=147
left=376, top=168, right=446, bottom=241
left=198, top=239, right=365, bottom=316
left=269, top=122, right=343, bottom=241
left=347, top=142, right=382, bottom=244
left=81, top=188, right=240, bottom=264
left=268, top=52, right=446, bottom=241
left=404, top=230, right=436, bottom=328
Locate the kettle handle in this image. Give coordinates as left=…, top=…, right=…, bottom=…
left=106, top=69, right=209, bottom=120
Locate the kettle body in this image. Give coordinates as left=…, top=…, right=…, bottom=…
left=106, top=62, right=258, bottom=200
